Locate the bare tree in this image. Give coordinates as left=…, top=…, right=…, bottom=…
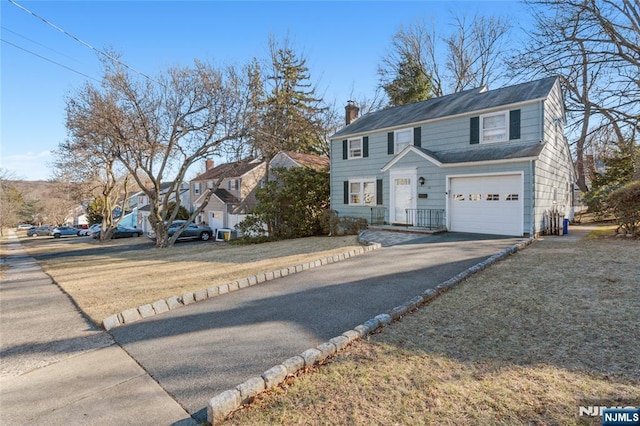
left=445, top=14, right=511, bottom=93
left=378, top=12, right=511, bottom=101
left=58, top=83, right=132, bottom=239
left=512, top=0, right=640, bottom=191
left=91, top=57, right=251, bottom=247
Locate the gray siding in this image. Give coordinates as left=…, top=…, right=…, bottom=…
left=269, top=153, right=297, bottom=171
left=330, top=132, right=390, bottom=219
left=533, top=80, right=573, bottom=235
left=423, top=102, right=541, bottom=152
left=330, top=103, right=541, bottom=223
left=330, top=79, right=570, bottom=237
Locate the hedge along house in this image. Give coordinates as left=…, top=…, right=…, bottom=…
left=330, top=76, right=575, bottom=237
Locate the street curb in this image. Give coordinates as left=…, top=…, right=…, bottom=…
left=102, top=242, right=383, bottom=331
left=206, top=237, right=534, bottom=424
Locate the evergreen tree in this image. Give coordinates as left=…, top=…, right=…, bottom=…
left=383, top=56, right=434, bottom=106
left=252, top=37, right=328, bottom=160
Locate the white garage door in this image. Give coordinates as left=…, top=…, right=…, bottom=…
left=449, top=174, right=523, bottom=236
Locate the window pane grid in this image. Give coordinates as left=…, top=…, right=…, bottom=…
left=348, top=138, right=362, bottom=159
left=481, top=113, right=507, bottom=143
left=349, top=180, right=376, bottom=206
left=395, top=129, right=412, bottom=153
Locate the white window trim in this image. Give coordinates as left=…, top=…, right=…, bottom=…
left=348, top=137, right=363, bottom=159
left=348, top=178, right=376, bottom=206
left=394, top=128, right=413, bottom=154
left=480, top=111, right=509, bottom=144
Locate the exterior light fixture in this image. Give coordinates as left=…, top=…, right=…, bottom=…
left=419, top=177, right=426, bottom=186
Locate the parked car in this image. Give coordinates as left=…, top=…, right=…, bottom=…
left=148, top=220, right=213, bottom=242
left=50, top=226, right=80, bottom=238
left=93, top=225, right=142, bottom=239
left=17, top=224, right=34, bottom=230
left=27, top=226, right=52, bottom=237
left=84, top=224, right=102, bottom=237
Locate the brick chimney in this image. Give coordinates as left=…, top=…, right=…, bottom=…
left=345, top=100, right=359, bottom=125
left=205, top=159, right=214, bottom=170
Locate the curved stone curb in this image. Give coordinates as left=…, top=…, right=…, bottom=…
left=102, top=242, right=382, bottom=331
left=206, top=237, right=534, bottom=424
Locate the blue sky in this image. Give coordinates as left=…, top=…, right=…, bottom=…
left=1, top=0, right=530, bottom=181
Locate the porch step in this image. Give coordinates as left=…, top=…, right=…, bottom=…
left=367, top=225, right=447, bottom=235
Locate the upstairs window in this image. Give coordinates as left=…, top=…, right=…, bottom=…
left=227, top=179, right=239, bottom=191
left=348, top=138, right=362, bottom=159
left=193, top=182, right=201, bottom=195
left=394, top=129, right=413, bottom=153
left=481, top=112, right=508, bottom=143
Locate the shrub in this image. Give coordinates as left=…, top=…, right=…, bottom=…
left=237, top=167, right=330, bottom=241
left=606, top=180, right=640, bottom=236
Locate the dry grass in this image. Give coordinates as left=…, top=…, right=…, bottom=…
left=17, top=235, right=363, bottom=324
left=227, top=235, right=640, bottom=425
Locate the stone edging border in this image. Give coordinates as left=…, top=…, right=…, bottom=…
left=102, top=242, right=383, bottom=331
left=206, top=237, right=534, bottom=424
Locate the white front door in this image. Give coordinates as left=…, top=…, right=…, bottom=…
left=390, top=170, right=416, bottom=224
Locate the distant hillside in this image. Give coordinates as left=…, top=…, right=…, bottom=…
left=6, top=180, right=61, bottom=202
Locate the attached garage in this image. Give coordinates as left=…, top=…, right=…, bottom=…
left=448, top=173, right=524, bottom=236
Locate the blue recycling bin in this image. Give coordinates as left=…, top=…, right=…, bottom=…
left=563, top=218, right=569, bottom=235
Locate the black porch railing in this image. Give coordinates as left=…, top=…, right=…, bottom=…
left=405, top=209, right=445, bottom=230
left=370, top=207, right=386, bottom=225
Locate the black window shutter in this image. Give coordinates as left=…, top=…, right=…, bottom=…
left=387, top=132, right=394, bottom=154
left=413, top=127, right=422, bottom=147
left=509, top=109, right=521, bottom=140
left=363, top=136, right=369, bottom=158
left=343, top=181, right=349, bottom=205
left=470, top=116, right=480, bottom=144
left=376, top=179, right=383, bottom=205
left=342, top=140, right=348, bottom=159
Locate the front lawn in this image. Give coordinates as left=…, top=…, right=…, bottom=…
left=226, top=232, right=640, bottom=425
left=17, top=235, right=363, bottom=325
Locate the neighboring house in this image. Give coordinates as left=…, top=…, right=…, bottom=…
left=191, top=152, right=329, bottom=233
left=133, top=182, right=190, bottom=234
left=330, top=76, right=574, bottom=237
left=190, top=158, right=266, bottom=232
left=269, top=150, right=330, bottom=173
left=66, top=205, right=89, bottom=228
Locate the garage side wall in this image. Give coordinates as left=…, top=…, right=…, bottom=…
left=533, top=82, right=573, bottom=235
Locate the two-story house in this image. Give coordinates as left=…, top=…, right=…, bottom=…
left=190, top=158, right=266, bottom=232
left=133, top=182, right=190, bottom=234
left=330, top=76, right=574, bottom=237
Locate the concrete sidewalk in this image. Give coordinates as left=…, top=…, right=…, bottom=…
left=0, top=231, right=195, bottom=426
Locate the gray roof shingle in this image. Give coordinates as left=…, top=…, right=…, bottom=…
left=418, top=143, right=544, bottom=164
left=332, top=76, right=558, bottom=139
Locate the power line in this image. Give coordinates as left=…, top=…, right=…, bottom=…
left=2, top=39, right=100, bottom=82
left=1, top=25, right=82, bottom=63
left=7, top=0, right=158, bottom=84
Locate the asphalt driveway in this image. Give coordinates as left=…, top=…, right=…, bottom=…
left=109, top=232, right=525, bottom=423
